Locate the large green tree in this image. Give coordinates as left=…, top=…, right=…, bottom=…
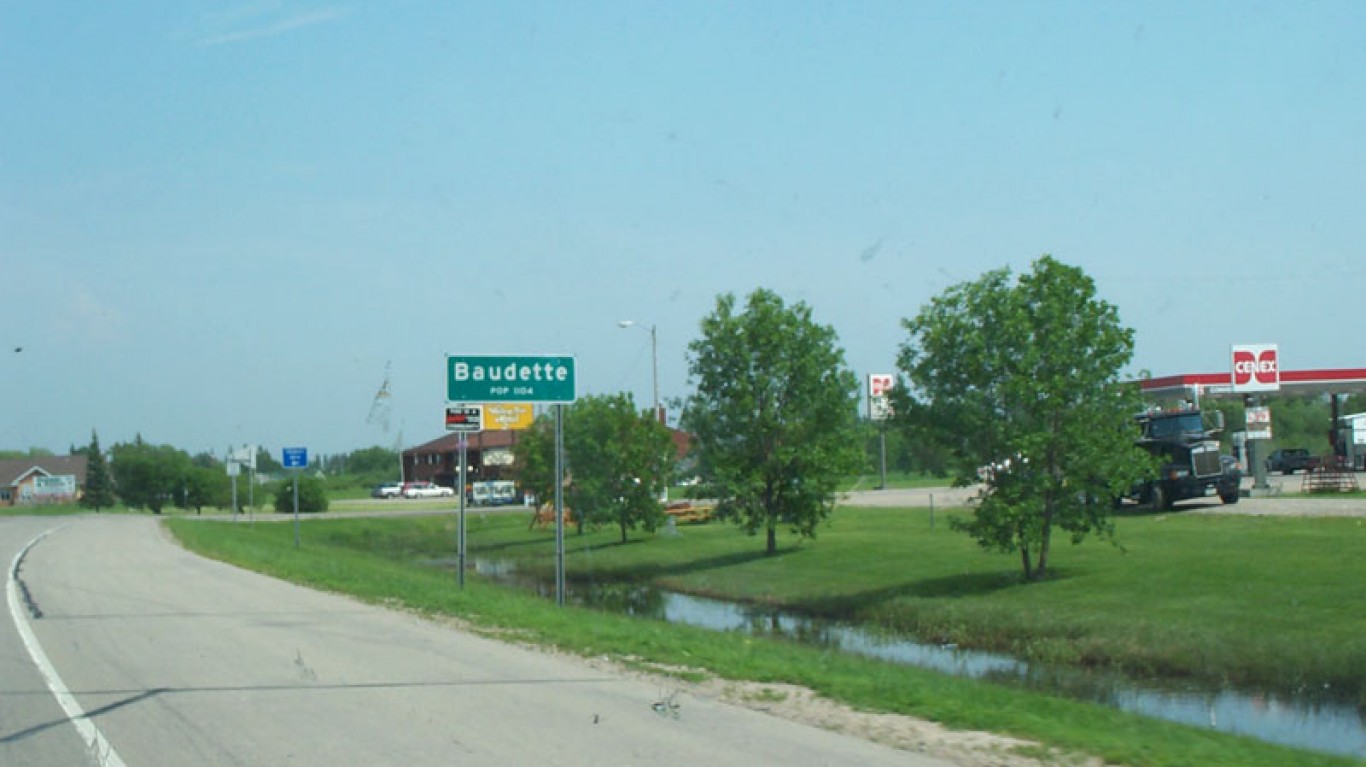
left=564, top=394, right=674, bottom=543
left=110, top=438, right=192, bottom=514
left=683, top=289, right=864, bottom=555
left=512, top=415, right=558, bottom=517
left=896, top=256, right=1152, bottom=581
left=178, top=463, right=231, bottom=514
left=79, top=430, right=117, bottom=511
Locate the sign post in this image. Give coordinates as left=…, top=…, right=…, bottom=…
left=447, top=354, right=576, bottom=604
left=226, top=458, right=239, bottom=521
left=1232, top=345, right=1278, bottom=491
left=445, top=406, right=483, bottom=588
left=868, top=374, right=895, bottom=490
left=282, top=447, right=308, bottom=548
left=554, top=404, right=565, bottom=606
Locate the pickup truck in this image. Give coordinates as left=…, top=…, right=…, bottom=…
left=1265, top=448, right=1321, bottom=475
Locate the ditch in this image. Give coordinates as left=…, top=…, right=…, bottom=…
left=456, top=557, right=1364, bottom=759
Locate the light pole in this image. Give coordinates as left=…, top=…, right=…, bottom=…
left=617, top=320, right=660, bottom=423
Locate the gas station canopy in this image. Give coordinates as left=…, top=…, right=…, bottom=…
left=1140, top=368, right=1366, bottom=401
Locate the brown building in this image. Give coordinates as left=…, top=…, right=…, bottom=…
left=0, top=455, right=89, bottom=506
left=401, top=426, right=694, bottom=491
left=402, top=430, right=523, bottom=489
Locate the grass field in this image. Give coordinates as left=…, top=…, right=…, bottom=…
left=165, top=504, right=1365, bottom=767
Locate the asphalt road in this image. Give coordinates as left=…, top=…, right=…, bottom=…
left=840, top=479, right=1366, bottom=516
left=2, top=515, right=948, bottom=766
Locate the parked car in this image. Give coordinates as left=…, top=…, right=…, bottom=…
left=1265, top=448, right=1321, bottom=475
left=371, top=482, right=403, bottom=499
left=401, top=481, right=454, bottom=499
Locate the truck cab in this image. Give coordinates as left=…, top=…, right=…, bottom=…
left=1132, top=408, right=1241, bottom=510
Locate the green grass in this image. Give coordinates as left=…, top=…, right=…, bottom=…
left=166, top=508, right=1365, bottom=767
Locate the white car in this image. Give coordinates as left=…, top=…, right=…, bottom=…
left=402, top=481, right=454, bottom=499
left=371, top=482, right=403, bottom=499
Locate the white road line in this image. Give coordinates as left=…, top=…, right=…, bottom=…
left=7, top=526, right=128, bottom=767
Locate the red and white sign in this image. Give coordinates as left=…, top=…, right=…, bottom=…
left=1245, top=405, right=1272, bottom=440
left=867, top=374, right=895, bottom=420
left=1231, top=344, right=1280, bottom=393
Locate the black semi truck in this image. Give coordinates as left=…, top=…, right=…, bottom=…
left=1130, top=408, right=1241, bottom=510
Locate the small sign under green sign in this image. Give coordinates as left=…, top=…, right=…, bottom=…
left=447, top=355, right=576, bottom=403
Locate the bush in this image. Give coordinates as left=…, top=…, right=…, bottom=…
left=273, top=476, right=329, bottom=513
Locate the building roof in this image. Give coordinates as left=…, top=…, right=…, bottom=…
left=0, top=455, right=89, bottom=487
left=404, top=430, right=521, bottom=455
left=1139, top=368, right=1366, bottom=400
left=404, top=427, right=695, bottom=460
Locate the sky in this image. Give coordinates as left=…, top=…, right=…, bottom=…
left=3, top=1, right=1364, bottom=458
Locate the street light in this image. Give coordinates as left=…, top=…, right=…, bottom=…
left=617, top=320, right=660, bottom=423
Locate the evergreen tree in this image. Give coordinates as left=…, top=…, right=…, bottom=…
left=80, top=430, right=117, bottom=512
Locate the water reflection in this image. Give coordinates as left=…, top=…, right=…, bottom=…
left=460, top=560, right=1364, bottom=759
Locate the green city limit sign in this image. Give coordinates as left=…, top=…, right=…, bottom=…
left=446, top=355, right=577, bottom=403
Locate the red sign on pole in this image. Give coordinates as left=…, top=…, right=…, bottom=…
left=867, top=374, right=895, bottom=420
left=445, top=405, right=484, bottom=432
left=1231, top=344, right=1280, bottom=393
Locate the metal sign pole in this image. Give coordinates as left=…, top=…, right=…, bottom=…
left=878, top=425, right=888, bottom=491
left=554, top=403, right=565, bottom=606
left=292, top=468, right=300, bottom=549
left=458, top=436, right=467, bottom=588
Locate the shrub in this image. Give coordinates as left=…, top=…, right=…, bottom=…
left=273, top=476, right=329, bottom=513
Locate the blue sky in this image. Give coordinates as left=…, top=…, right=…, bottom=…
left=3, top=2, right=1363, bottom=457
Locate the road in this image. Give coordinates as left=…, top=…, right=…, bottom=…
left=2, top=515, right=948, bottom=766
left=840, top=480, right=1366, bottom=516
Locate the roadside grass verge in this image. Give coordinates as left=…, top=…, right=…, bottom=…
left=306, top=506, right=1364, bottom=701
left=166, top=512, right=1363, bottom=767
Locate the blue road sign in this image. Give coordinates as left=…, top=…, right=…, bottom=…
left=282, top=447, right=308, bottom=469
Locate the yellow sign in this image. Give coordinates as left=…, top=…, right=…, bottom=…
left=482, top=403, right=535, bottom=430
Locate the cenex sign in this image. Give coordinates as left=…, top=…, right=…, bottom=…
left=1231, top=344, right=1279, bottom=393
left=447, top=355, right=576, bottom=403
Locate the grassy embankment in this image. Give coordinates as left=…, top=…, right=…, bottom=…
left=167, top=505, right=1364, bottom=767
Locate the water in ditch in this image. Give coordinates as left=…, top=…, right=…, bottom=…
left=454, top=557, right=1364, bottom=759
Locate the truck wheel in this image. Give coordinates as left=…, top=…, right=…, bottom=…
left=1149, top=484, right=1170, bottom=511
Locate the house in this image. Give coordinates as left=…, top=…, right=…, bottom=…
left=402, top=430, right=523, bottom=489
left=0, top=455, right=89, bottom=506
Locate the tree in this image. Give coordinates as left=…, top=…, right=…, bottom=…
left=178, top=464, right=231, bottom=514
left=683, top=289, right=864, bottom=555
left=513, top=415, right=558, bottom=514
left=110, top=440, right=192, bottom=514
left=273, top=476, right=329, bottom=513
left=0, top=447, right=55, bottom=460
left=79, top=430, right=117, bottom=511
left=564, top=394, right=674, bottom=543
left=254, top=447, right=282, bottom=474
left=343, top=445, right=402, bottom=486
left=896, top=256, right=1153, bottom=581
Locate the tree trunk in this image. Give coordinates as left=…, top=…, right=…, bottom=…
left=1034, top=500, right=1055, bottom=581
left=766, top=518, right=777, bottom=556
